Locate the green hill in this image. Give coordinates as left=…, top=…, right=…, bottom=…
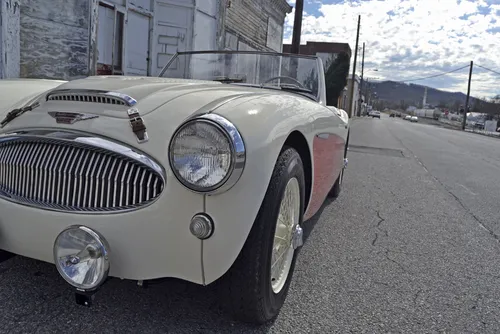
left=366, top=81, right=499, bottom=115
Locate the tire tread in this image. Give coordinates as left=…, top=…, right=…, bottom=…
left=220, top=147, right=303, bottom=324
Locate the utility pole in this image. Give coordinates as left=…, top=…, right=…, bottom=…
left=461, top=61, right=473, bottom=131
left=290, top=0, right=304, bottom=54
left=347, top=15, right=361, bottom=118
left=358, top=42, right=365, bottom=116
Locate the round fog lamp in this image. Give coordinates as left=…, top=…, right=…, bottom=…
left=53, top=225, right=110, bottom=291
left=190, top=214, right=214, bottom=240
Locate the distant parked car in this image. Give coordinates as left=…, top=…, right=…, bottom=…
left=474, top=122, right=485, bottom=130
left=410, top=116, right=418, bottom=122
left=371, top=110, right=381, bottom=119
left=404, top=115, right=412, bottom=120
left=390, top=112, right=395, bottom=118
left=396, top=113, right=402, bottom=118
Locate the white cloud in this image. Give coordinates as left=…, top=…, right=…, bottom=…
left=284, top=0, right=500, bottom=98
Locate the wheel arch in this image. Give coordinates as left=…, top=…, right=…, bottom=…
left=202, top=97, right=318, bottom=285
left=283, top=130, right=312, bottom=212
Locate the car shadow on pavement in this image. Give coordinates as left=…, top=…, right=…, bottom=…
left=0, top=198, right=336, bottom=333
left=0, top=255, right=279, bottom=333
left=302, top=197, right=335, bottom=244
left=0, top=250, right=15, bottom=264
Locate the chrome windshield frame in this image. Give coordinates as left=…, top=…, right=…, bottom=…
left=158, top=51, right=324, bottom=103
left=158, top=50, right=321, bottom=78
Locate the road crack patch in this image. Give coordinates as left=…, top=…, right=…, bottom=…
left=372, top=210, right=388, bottom=247
left=442, top=184, right=500, bottom=243
left=376, top=210, right=385, bottom=227
left=386, top=124, right=500, bottom=245
left=384, top=249, right=412, bottom=274
left=413, top=289, right=423, bottom=306
left=416, top=154, right=500, bottom=244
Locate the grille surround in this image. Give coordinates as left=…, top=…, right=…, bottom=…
left=0, top=129, right=165, bottom=214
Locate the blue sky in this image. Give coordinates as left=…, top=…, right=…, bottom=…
left=284, top=0, right=500, bottom=98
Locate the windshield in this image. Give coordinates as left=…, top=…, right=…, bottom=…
left=159, top=51, right=322, bottom=101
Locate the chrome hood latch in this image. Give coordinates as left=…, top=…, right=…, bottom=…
left=127, top=108, right=149, bottom=143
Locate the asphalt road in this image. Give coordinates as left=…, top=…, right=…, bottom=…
left=2, top=114, right=500, bottom=333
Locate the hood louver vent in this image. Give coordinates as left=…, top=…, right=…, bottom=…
left=47, top=94, right=126, bottom=105
left=46, top=90, right=137, bottom=107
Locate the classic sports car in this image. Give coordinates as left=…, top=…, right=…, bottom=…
left=0, top=51, right=349, bottom=324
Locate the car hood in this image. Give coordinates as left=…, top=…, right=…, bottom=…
left=0, top=76, right=322, bottom=176
left=1, top=76, right=274, bottom=120
left=48, top=76, right=272, bottom=117
left=0, top=76, right=279, bottom=153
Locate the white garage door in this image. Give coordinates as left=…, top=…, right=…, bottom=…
left=126, top=10, right=150, bottom=76
left=153, top=0, right=193, bottom=77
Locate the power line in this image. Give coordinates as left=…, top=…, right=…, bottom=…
left=392, top=64, right=470, bottom=83
left=475, top=64, right=500, bottom=76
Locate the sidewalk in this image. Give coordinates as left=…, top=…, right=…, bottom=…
left=465, top=128, right=500, bottom=138
left=437, top=118, right=500, bottom=139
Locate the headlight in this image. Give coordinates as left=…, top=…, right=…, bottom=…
left=53, top=226, right=110, bottom=291
left=169, top=114, right=245, bottom=194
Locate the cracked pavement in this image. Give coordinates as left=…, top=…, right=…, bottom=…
left=1, top=114, right=500, bottom=333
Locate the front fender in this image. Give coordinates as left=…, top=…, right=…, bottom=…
left=201, top=94, right=318, bottom=284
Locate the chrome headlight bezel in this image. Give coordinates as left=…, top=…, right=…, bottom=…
left=53, top=225, right=110, bottom=292
left=168, top=113, right=246, bottom=195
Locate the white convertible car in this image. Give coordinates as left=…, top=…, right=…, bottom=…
left=0, top=51, right=349, bottom=324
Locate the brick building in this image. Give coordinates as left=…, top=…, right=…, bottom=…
left=0, top=0, right=291, bottom=80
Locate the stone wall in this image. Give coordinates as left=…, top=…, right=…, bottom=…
left=19, top=0, right=91, bottom=79
left=0, top=0, right=21, bottom=78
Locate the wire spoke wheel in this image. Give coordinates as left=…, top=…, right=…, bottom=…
left=221, top=147, right=305, bottom=324
left=270, top=177, right=300, bottom=294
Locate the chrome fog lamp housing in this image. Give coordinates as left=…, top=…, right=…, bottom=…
left=169, top=114, right=246, bottom=194
left=53, top=226, right=110, bottom=291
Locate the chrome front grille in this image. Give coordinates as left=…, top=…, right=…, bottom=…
left=0, top=133, right=165, bottom=213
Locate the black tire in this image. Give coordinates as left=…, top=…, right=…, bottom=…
left=220, top=147, right=305, bottom=324
left=328, top=132, right=349, bottom=198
